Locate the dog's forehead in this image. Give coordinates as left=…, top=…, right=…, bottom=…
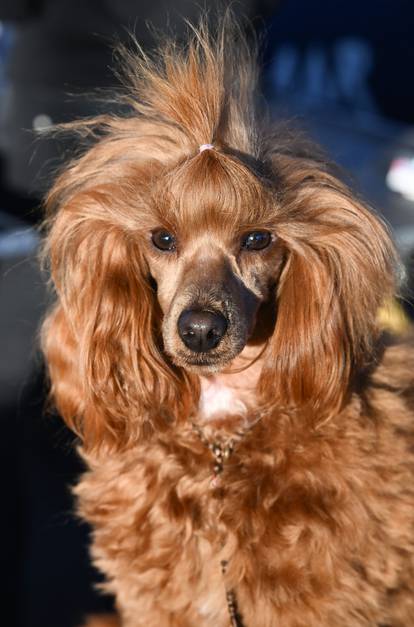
left=178, top=230, right=234, bottom=256
left=152, top=151, right=274, bottom=233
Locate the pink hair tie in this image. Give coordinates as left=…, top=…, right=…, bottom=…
left=199, top=143, right=214, bottom=152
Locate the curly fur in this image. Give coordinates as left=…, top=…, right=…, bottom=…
left=41, top=16, right=414, bottom=627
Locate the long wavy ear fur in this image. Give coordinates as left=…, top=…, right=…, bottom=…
left=259, top=154, right=400, bottom=420
left=41, top=204, right=184, bottom=452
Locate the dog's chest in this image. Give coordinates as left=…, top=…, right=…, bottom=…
left=199, top=379, right=248, bottom=420
left=198, top=356, right=262, bottom=422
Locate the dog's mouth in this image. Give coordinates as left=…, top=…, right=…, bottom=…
left=179, top=354, right=228, bottom=372
left=171, top=344, right=247, bottom=373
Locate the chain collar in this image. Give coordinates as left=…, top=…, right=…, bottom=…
left=192, top=422, right=244, bottom=486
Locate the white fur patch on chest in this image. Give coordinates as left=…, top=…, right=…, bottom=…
left=199, top=378, right=248, bottom=421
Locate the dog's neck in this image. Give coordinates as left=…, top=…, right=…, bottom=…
left=198, top=344, right=263, bottom=428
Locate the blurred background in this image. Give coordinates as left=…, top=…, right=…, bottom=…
left=1, top=1, right=413, bottom=626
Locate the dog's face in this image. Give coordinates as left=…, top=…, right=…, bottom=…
left=143, top=152, right=284, bottom=373
left=146, top=223, right=284, bottom=373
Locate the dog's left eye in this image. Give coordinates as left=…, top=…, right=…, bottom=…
left=241, top=231, right=272, bottom=251
left=151, top=229, right=176, bottom=251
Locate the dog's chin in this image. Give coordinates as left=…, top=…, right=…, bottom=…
left=182, top=360, right=229, bottom=375
left=166, top=346, right=246, bottom=375
left=169, top=353, right=234, bottom=375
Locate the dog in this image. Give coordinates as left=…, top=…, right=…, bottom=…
left=41, top=17, right=414, bottom=627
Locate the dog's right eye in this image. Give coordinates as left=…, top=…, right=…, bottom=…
left=241, top=230, right=272, bottom=251
left=151, top=229, right=176, bottom=252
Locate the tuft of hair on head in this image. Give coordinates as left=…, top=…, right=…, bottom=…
left=115, top=9, right=261, bottom=156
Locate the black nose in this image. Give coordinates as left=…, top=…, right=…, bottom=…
left=177, top=309, right=228, bottom=353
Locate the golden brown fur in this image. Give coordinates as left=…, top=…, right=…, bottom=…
left=41, top=17, right=414, bottom=627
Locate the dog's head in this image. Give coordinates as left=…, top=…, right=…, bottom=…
left=146, top=148, right=283, bottom=374
left=42, top=21, right=399, bottom=452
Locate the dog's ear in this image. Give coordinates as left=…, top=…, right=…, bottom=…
left=260, top=161, right=399, bottom=420
left=42, top=159, right=193, bottom=453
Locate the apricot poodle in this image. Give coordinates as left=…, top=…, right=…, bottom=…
left=41, top=17, right=414, bottom=627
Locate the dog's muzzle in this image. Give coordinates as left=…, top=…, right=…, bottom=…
left=177, top=308, right=228, bottom=352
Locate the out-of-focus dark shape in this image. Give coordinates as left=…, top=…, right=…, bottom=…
left=265, top=0, right=414, bottom=124
left=264, top=0, right=414, bottom=314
